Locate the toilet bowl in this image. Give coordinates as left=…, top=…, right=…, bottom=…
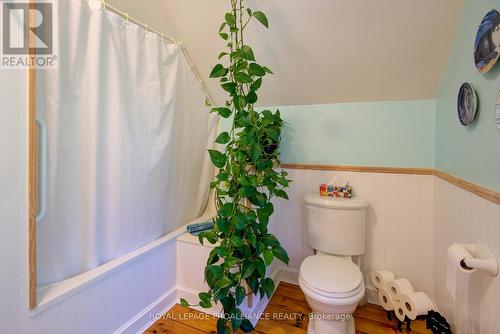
left=300, top=193, right=369, bottom=334
left=299, top=254, right=365, bottom=334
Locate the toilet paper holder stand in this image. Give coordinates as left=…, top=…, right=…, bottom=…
left=459, top=244, right=498, bottom=276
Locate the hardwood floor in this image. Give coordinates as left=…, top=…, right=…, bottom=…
left=145, top=282, right=431, bottom=334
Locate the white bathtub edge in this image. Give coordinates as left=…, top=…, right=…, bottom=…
left=31, top=211, right=217, bottom=316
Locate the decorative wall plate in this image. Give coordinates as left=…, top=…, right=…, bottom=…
left=474, top=9, right=500, bottom=74
left=496, top=90, right=500, bottom=131
left=457, top=83, right=477, bottom=126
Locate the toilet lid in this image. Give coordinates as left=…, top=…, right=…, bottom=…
left=300, top=255, right=362, bottom=294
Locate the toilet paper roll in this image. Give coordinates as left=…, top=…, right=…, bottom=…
left=370, top=270, right=396, bottom=289
left=377, top=287, right=395, bottom=311
left=400, top=292, right=435, bottom=320
left=446, top=243, right=477, bottom=300
left=387, top=278, right=414, bottom=301
left=394, top=301, right=406, bottom=322
left=447, top=243, right=477, bottom=273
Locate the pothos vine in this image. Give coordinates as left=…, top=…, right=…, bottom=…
left=179, top=1, right=291, bottom=333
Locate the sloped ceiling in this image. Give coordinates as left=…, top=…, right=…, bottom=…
left=107, top=0, right=464, bottom=107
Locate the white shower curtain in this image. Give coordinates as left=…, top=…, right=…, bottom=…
left=36, top=0, right=217, bottom=285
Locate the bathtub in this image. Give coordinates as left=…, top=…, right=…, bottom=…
left=33, top=211, right=216, bottom=315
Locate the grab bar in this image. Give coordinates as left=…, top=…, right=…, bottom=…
left=36, top=116, right=48, bottom=223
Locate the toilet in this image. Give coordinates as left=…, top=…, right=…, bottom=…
left=299, top=193, right=369, bottom=334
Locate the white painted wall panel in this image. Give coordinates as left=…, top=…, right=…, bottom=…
left=433, top=178, right=500, bottom=334
left=0, top=68, right=23, bottom=334
left=270, top=169, right=435, bottom=298
left=77, top=279, right=108, bottom=334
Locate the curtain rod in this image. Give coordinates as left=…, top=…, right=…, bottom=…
left=99, top=0, right=215, bottom=105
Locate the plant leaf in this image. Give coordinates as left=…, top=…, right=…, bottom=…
left=250, top=78, right=262, bottom=91
left=215, top=246, right=229, bottom=258
left=212, top=107, right=232, bottom=118
left=217, top=277, right=232, bottom=289
left=208, top=149, right=227, bottom=168
left=240, top=45, right=255, bottom=61
left=216, top=172, right=229, bottom=181
left=218, top=52, right=229, bottom=59
left=234, top=95, right=247, bottom=111
left=235, top=286, right=246, bottom=305
left=238, top=186, right=256, bottom=198
left=261, top=278, right=275, bottom=298
left=263, top=249, right=273, bottom=265
left=231, top=310, right=242, bottom=331
left=207, top=250, right=219, bottom=265
left=246, top=276, right=259, bottom=293
left=262, top=66, right=274, bottom=74
left=205, top=265, right=224, bottom=287
left=219, top=203, right=234, bottom=218
left=247, top=231, right=257, bottom=247
left=225, top=13, right=236, bottom=26
left=199, top=292, right=211, bottom=302
left=221, top=82, right=237, bottom=94
left=246, top=91, right=258, bottom=104
left=255, top=257, right=266, bottom=276
left=217, top=318, right=230, bottom=334
left=223, top=256, right=238, bottom=269
left=216, top=218, right=230, bottom=234
left=230, top=215, right=246, bottom=230
left=234, top=72, right=253, bottom=83
left=274, top=189, right=289, bottom=199
left=253, top=11, right=269, bottom=28
left=242, top=261, right=254, bottom=279
left=180, top=298, right=189, bottom=307
left=230, top=235, right=245, bottom=247
left=210, top=64, right=227, bottom=78
left=272, top=246, right=289, bottom=265
left=215, top=132, right=231, bottom=144
left=239, top=319, right=254, bottom=333
left=257, top=207, right=270, bottom=225
left=248, top=63, right=266, bottom=76
left=200, top=300, right=212, bottom=309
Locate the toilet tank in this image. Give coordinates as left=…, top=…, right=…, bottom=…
left=304, top=193, right=369, bottom=256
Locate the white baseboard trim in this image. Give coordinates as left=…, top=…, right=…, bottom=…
left=116, top=266, right=301, bottom=334
left=275, top=267, right=299, bottom=285
left=113, top=285, right=178, bottom=334
left=365, top=284, right=379, bottom=305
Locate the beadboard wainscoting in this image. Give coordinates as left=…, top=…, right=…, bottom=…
left=433, top=177, right=500, bottom=334
left=270, top=168, right=435, bottom=302
left=20, top=240, right=177, bottom=334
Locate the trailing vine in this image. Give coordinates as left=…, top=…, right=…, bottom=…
left=179, top=1, right=291, bottom=333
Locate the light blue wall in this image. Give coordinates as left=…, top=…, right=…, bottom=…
left=272, top=100, right=435, bottom=167
left=436, top=0, right=500, bottom=192
left=221, top=100, right=436, bottom=167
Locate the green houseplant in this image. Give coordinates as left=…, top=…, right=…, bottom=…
left=180, top=1, right=291, bottom=333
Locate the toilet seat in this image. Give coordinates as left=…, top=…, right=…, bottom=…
left=300, top=276, right=364, bottom=301
left=299, top=255, right=363, bottom=299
